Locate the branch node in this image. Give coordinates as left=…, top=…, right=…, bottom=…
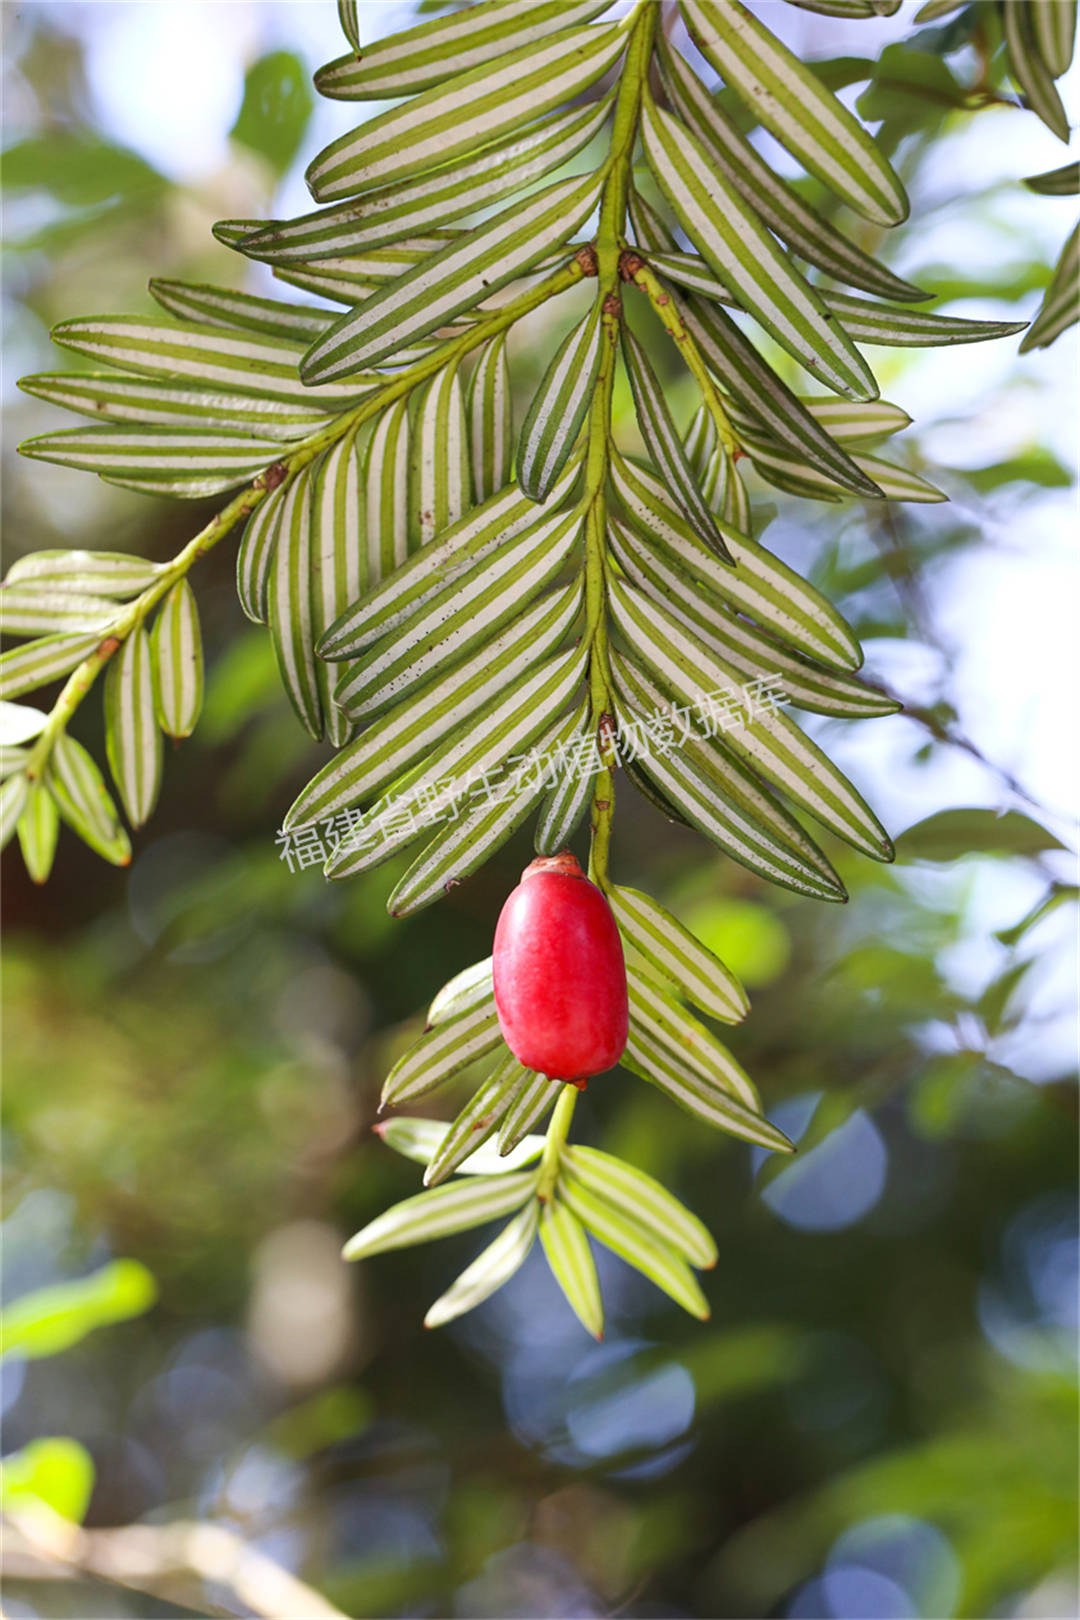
left=575, top=242, right=600, bottom=277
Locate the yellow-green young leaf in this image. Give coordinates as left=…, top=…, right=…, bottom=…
left=410, top=365, right=470, bottom=549
left=365, top=398, right=411, bottom=582
left=16, top=781, right=58, bottom=882
left=50, top=316, right=376, bottom=410
left=558, top=1170, right=710, bottom=1319
left=0, top=586, right=118, bottom=640
left=18, top=425, right=286, bottom=500
left=609, top=579, right=893, bottom=862
left=0, top=1436, right=95, bottom=1524
left=657, top=35, right=924, bottom=303
left=306, top=23, right=624, bottom=200
left=701, top=447, right=751, bottom=533
left=427, top=958, right=494, bottom=1027
left=48, top=733, right=131, bottom=866
left=342, top=1170, right=538, bottom=1260
left=1003, top=0, right=1070, bottom=141
left=151, top=581, right=203, bottom=739
left=301, top=172, right=600, bottom=380
left=0, top=1260, right=157, bottom=1361
left=241, top=95, right=613, bottom=259
left=680, top=0, right=907, bottom=225
left=621, top=324, right=733, bottom=555
left=423, top=1054, right=530, bottom=1186
left=19, top=371, right=330, bottom=442
left=268, top=466, right=322, bottom=740
left=608, top=516, right=899, bottom=720
left=1020, top=223, right=1079, bottom=352
left=468, top=336, right=512, bottom=503
left=382, top=1002, right=504, bottom=1109
left=564, top=1145, right=717, bottom=1269
left=333, top=511, right=582, bottom=720
left=0, top=771, right=29, bottom=850
left=517, top=303, right=603, bottom=501
left=424, top=1200, right=539, bottom=1328
left=310, top=433, right=365, bottom=748
left=678, top=296, right=883, bottom=497
left=148, top=279, right=331, bottom=345
left=539, top=1199, right=603, bottom=1338
left=286, top=586, right=582, bottom=829
left=611, top=657, right=845, bottom=903
left=641, top=94, right=878, bottom=403
left=4, top=550, right=160, bottom=598
left=628, top=971, right=760, bottom=1111
left=236, top=480, right=288, bottom=625
left=0, top=633, right=101, bottom=702
left=499, top=1072, right=563, bottom=1154
left=321, top=456, right=580, bottom=659
left=388, top=700, right=583, bottom=916
left=610, top=451, right=863, bottom=671
left=318, top=0, right=611, bottom=99
left=325, top=644, right=588, bottom=879
left=533, top=700, right=596, bottom=855
left=683, top=404, right=717, bottom=482
left=608, top=884, right=747, bottom=1024
left=104, top=628, right=162, bottom=828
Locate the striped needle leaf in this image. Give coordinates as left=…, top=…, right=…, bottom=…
left=702, top=447, right=751, bottom=533
left=641, top=92, right=879, bottom=402
left=518, top=303, right=603, bottom=501
left=104, top=627, right=162, bottom=828
left=499, top=1072, right=563, bottom=1154
left=382, top=1003, right=504, bottom=1109
left=48, top=734, right=131, bottom=866
left=621, top=323, right=732, bottom=555
left=267, top=466, right=322, bottom=740
left=608, top=884, right=747, bottom=1024
left=611, top=451, right=863, bottom=671
left=236, top=480, right=288, bottom=625
left=151, top=580, right=203, bottom=739
left=317, top=0, right=612, bottom=99
left=610, top=579, right=893, bottom=861
left=1024, top=161, right=1080, bottom=196
left=4, top=550, right=160, bottom=598
left=1003, top=0, right=1070, bottom=141
left=1030, top=0, right=1076, bottom=78
left=306, top=24, right=625, bottom=200
left=311, top=433, right=366, bottom=748
left=17, top=426, right=285, bottom=500
left=621, top=1021, right=794, bottom=1154
left=0, top=633, right=102, bottom=702
left=301, top=173, right=601, bottom=379
left=684, top=404, right=717, bottom=481
left=564, top=1145, right=717, bottom=1269
left=0, top=774, right=29, bottom=851
left=17, top=782, right=60, bottom=884
left=18, top=371, right=330, bottom=442
left=539, top=1200, right=603, bottom=1338
left=410, top=364, right=471, bottom=549
left=424, top=1055, right=530, bottom=1186
left=241, top=95, right=612, bottom=258
left=628, top=972, right=760, bottom=1111
left=365, top=398, right=411, bottom=581
left=658, top=36, right=924, bottom=303
left=424, top=1200, right=539, bottom=1329
left=468, top=336, right=513, bottom=504
left=342, top=1170, right=538, bottom=1260
left=375, top=1115, right=544, bottom=1173
left=680, top=0, right=908, bottom=225
left=333, top=511, right=582, bottom=719
left=148, top=279, right=331, bottom=345
left=558, top=1171, right=710, bottom=1320
left=1019, top=223, right=1078, bottom=351
left=534, top=701, right=596, bottom=855
left=427, top=958, right=494, bottom=1028
left=286, top=585, right=582, bottom=829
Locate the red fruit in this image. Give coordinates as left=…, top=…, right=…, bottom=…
left=492, top=851, right=628, bottom=1085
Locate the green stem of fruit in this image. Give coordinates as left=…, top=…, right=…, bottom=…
left=21, top=256, right=589, bottom=784
left=537, top=1082, right=579, bottom=1203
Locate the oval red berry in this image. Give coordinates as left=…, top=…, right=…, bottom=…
left=492, top=851, right=629, bottom=1085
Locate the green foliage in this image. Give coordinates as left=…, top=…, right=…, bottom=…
left=230, top=50, right=314, bottom=176
left=1, top=1259, right=157, bottom=1361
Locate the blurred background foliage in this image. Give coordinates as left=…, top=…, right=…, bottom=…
left=1, top=4, right=1076, bottom=1618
